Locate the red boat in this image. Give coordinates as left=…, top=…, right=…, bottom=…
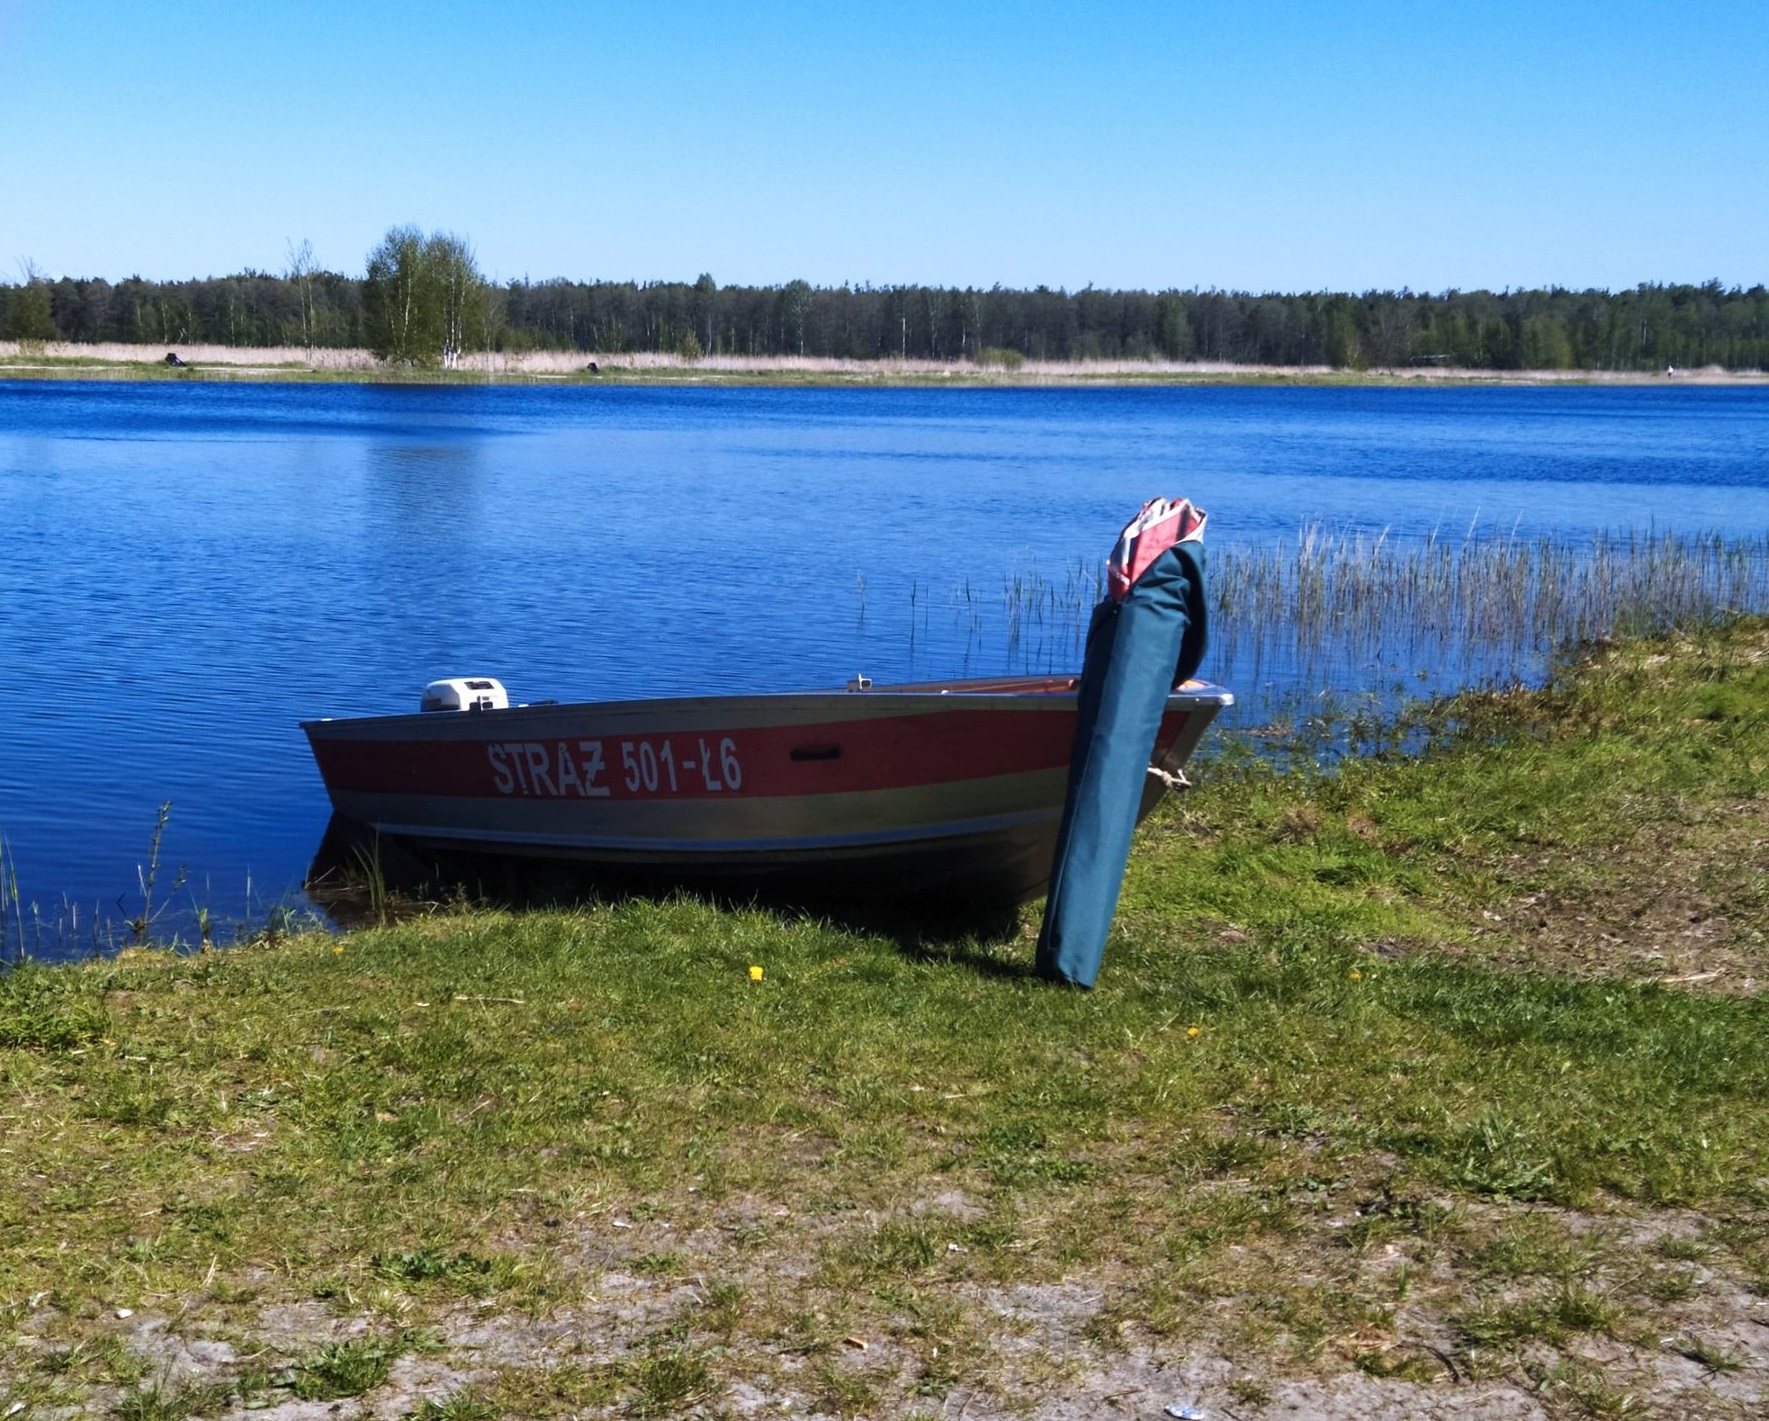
left=303, top=673, right=1232, bottom=904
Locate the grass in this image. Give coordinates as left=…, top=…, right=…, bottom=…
left=290, top=1336, right=400, bottom=1400
left=1, top=620, right=1766, bottom=1414
left=111, top=1377, right=230, bottom=1421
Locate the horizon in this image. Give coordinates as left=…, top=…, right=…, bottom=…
left=2, top=1, right=1765, bottom=293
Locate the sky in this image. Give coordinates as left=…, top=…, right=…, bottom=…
left=1, top=0, right=1765, bottom=293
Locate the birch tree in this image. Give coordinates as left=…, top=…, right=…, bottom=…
left=424, top=231, right=482, bottom=370
left=364, top=226, right=487, bottom=366
left=286, top=239, right=317, bottom=354
left=364, top=225, right=432, bottom=363
left=9, top=259, right=58, bottom=342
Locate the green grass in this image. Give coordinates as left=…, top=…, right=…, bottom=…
left=2, top=619, right=1766, bottom=1415
left=111, top=1377, right=230, bottom=1421
left=290, top=1336, right=401, bottom=1400
left=407, top=1394, right=498, bottom=1421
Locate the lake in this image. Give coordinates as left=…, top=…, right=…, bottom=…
left=3, top=379, right=1767, bottom=954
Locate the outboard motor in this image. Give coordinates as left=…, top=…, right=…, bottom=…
left=420, top=678, right=509, bottom=713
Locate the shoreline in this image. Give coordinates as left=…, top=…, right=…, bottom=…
left=3, top=340, right=1765, bottom=387
left=2, top=622, right=1766, bottom=1417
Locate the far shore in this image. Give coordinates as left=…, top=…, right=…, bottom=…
left=2, top=340, right=1764, bottom=387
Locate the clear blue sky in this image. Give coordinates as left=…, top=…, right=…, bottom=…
left=2, top=0, right=1764, bottom=292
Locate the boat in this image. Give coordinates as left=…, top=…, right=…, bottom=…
left=303, top=673, right=1233, bottom=905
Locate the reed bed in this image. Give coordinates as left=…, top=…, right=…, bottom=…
left=0, top=340, right=376, bottom=369
left=10, top=341, right=1749, bottom=383
left=1219, top=525, right=1769, bottom=654
left=0, top=806, right=313, bottom=965
left=1, top=343, right=1291, bottom=378
left=964, top=527, right=1769, bottom=733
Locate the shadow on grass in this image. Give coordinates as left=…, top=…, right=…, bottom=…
left=306, top=814, right=1033, bottom=974
left=817, top=899, right=1034, bottom=980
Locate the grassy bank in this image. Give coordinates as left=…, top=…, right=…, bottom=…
left=3, top=625, right=1766, bottom=1418
left=4, top=343, right=1766, bottom=387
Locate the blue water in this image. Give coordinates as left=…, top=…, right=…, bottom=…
left=3, top=380, right=1767, bottom=951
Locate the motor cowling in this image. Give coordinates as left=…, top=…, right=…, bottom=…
left=420, top=677, right=509, bottom=713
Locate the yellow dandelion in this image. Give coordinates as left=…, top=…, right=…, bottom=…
left=1347, top=969, right=1362, bottom=980
left=1186, top=1026, right=1201, bottom=1038
left=749, top=965, right=764, bottom=982
left=332, top=945, right=344, bottom=956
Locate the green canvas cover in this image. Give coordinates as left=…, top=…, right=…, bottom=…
left=1035, top=542, right=1207, bottom=987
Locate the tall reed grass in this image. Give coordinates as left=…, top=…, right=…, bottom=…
left=0, top=832, right=23, bottom=964
left=0, top=802, right=315, bottom=966
left=962, top=527, right=1769, bottom=734
left=0, top=340, right=376, bottom=369
left=5, top=340, right=1735, bottom=381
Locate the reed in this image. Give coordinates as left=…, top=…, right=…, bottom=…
left=965, top=527, right=1769, bottom=730
left=0, top=832, right=22, bottom=964
left=125, top=801, right=182, bottom=945
left=0, top=804, right=315, bottom=967
left=1213, top=525, right=1768, bottom=661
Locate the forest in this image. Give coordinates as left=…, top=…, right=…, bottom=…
left=3, top=238, right=1765, bottom=371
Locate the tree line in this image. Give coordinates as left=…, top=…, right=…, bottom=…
left=4, top=232, right=1766, bottom=370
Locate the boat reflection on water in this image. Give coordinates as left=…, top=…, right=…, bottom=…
left=302, top=672, right=1233, bottom=922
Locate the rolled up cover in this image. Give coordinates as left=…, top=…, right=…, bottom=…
left=1107, top=497, right=1207, bottom=600
left=1036, top=504, right=1207, bottom=988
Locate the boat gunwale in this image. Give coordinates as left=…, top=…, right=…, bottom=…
left=301, top=678, right=1235, bottom=735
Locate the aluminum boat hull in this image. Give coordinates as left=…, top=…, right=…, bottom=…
left=303, top=676, right=1233, bottom=905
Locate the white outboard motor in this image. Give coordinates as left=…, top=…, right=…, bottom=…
left=420, top=677, right=509, bottom=713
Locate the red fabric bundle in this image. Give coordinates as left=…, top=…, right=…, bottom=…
left=1106, top=497, right=1207, bottom=601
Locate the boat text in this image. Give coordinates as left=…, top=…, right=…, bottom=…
left=487, top=737, right=743, bottom=798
